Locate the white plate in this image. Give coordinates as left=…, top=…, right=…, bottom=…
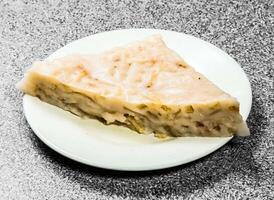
left=23, top=29, right=252, bottom=171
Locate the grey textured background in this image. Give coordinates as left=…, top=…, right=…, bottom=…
left=0, top=0, right=273, bottom=199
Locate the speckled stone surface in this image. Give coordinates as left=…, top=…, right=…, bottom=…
left=0, top=0, right=273, bottom=199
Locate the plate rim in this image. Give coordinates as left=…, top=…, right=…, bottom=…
left=22, top=28, right=252, bottom=171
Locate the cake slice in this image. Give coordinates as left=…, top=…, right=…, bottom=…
left=18, top=35, right=249, bottom=137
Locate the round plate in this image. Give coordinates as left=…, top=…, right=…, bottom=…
left=23, top=29, right=252, bottom=171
